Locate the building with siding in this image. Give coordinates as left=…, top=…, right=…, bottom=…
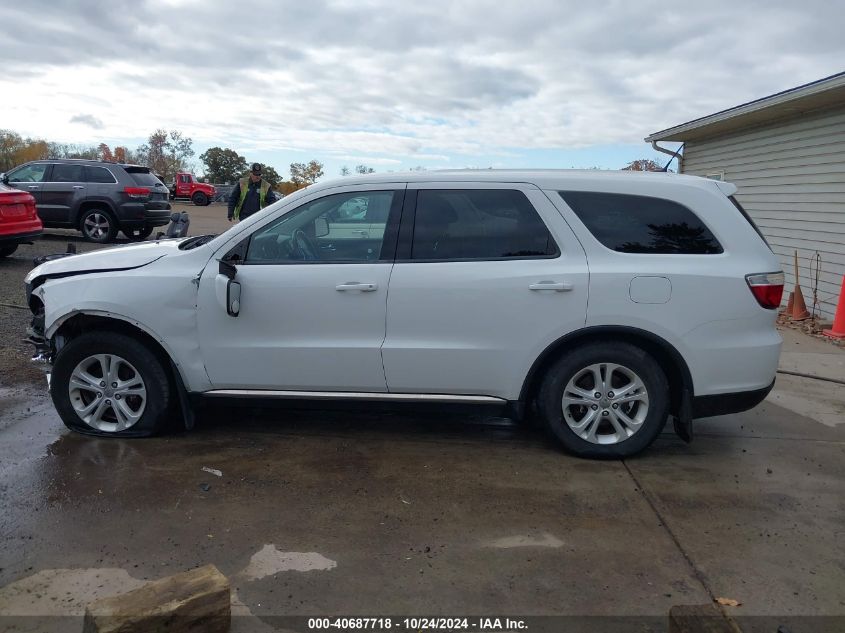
left=646, top=72, right=845, bottom=319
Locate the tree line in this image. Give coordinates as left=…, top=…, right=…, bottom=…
left=0, top=128, right=347, bottom=194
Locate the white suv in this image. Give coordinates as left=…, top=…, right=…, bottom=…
left=24, top=170, right=784, bottom=457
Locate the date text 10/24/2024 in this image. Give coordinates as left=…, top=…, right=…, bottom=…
left=307, top=617, right=528, bottom=631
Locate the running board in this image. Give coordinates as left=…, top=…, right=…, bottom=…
left=202, top=390, right=506, bottom=404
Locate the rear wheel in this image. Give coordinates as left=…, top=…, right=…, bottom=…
left=51, top=331, right=171, bottom=437
left=538, top=342, right=669, bottom=458
left=0, top=245, right=18, bottom=257
left=79, top=208, right=118, bottom=243
left=191, top=191, right=209, bottom=206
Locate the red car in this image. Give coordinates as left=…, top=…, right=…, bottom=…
left=0, top=183, right=42, bottom=257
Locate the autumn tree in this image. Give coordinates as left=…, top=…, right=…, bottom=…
left=200, top=147, right=248, bottom=183
left=136, top=129, right=194, bottom=181
left=258, top=164, right=283, bottom=186
left=0, top=130, right=23, bottom=171
left=290, top=160, right=324, bottom=187
left=0, top=130, right=49, bottom=171
left=622, top=158, right=663, bottom=172
left=113, top=146, right=127, bottom=163
left=98, top=143, right=114, bottom=162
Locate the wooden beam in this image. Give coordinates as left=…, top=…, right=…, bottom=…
left=83, top=564, right=230, bottom=633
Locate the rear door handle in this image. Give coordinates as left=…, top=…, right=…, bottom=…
left=529, top=281, right=573, bottom=292
left=72, top=185, right=85, bottom=190
left=27, top=185, right=39, bottom=190
left=336, top=282, right=378, bottom=292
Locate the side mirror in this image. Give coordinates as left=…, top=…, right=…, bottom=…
left=0, top=173, right=7, bottom=184
left=219, top=260, right=241, bottom=317
left=227, top=280, right=242, bottom=317
left=314, top=217, right=329, bottom=238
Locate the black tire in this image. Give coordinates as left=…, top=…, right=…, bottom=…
left=124, top=226, right=154, bottom=241
left=191, top=192, right=209, bottom=206
left=0, top=244, right=18, bottom=258
left=79, top=207, right=118, bottom=243
left=538, top=342, right=669, bottom=458
left=50, top=331, right=171, bottom=437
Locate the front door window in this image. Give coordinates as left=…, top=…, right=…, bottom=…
left=245, top=190, right=397, bottom=263
left=8, top=163, right=48, bottom=183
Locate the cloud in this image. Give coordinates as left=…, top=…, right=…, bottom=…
left=69, top=114, right=104, bottom=129
left=0, top=0, right=842, bottom=166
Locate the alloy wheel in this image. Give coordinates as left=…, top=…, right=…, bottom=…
left=561, top=362, right=650, bottom=444
left=68, top=354, right=147, bottom=432
left=83, top=212, right=111, bottom=241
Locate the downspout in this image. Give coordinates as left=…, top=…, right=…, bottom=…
left=650, top=141, right=684, bottom=172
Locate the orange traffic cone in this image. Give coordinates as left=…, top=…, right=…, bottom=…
left=791, top=250, right=810, bottom=321
left=792, top=285, right=811, bottom=320
left=823, top=275, right=845, bottom=339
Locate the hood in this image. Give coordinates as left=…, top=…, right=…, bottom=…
left=25, top=238, right=187, bottom=283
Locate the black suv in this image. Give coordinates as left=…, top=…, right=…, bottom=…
left=1, top=159, right=172, bottom=242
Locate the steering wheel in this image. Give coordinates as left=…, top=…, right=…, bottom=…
left=292, top=228, right=318, bottom=261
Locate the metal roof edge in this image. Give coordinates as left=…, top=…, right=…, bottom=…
left=645, top=71, right=845, bottom=142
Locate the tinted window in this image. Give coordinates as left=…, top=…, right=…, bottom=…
left=560, top=191, right=723, bottom=254
left=51, top=164, right=84, bottom=182
left=411, top=189, right=558, bottom=260
left=85, top=166, right=116, bottom=183
left=7, top=163, right=48, bottom=183
left=246, top=190, right=397, bottom=263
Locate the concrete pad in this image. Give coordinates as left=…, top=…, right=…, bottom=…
left=0, top=398, right=709, bottom=619
left=628, top=402, right=845, bottom=619
left=778, top=327, right=845, bottom=382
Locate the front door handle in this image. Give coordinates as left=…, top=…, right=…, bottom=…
left=27, top=185, right=39, bottom=190
left=336, top=282, right=378, bottom=292
left=72, top=185, right=85, bottom=190
left=529, top=281, right=573, bottom=292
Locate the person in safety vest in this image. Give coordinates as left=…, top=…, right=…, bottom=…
left=228, top=163, right=275, bottom=222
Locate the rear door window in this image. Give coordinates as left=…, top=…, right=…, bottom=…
left=410, top=189, right=559, bottom=260
left=559, top=191, right=723, bottom=254
left=85, top=166, right=117, bottom=183
left=51, top=164, right=84, bottom=182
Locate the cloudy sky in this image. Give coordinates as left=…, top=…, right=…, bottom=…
left=1, top=0, right=843, bottom=178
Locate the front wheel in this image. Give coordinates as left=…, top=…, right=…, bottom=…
left=538, top=342, right=669, bottom=458
left=191, top=192, right=209, bottom=206
left=51, top=331, right=172, bottom=437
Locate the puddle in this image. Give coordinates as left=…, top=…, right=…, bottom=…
left=485, top=533, right=564, bottom=549
left=238, top=544, right=337, bottom=580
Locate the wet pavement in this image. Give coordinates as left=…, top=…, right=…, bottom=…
left=0, top=381, right=843, bottom=632
left=1, top=211, right=844, bottom=631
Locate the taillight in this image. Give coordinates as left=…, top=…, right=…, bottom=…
left=746, top=272, right=784, bottom=309
left=124, top=186, right=150, bottom=199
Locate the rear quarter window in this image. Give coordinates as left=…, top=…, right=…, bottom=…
left=559, top=191, right=723, bottom=254
left=85, top=166, right=117, bottom=183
